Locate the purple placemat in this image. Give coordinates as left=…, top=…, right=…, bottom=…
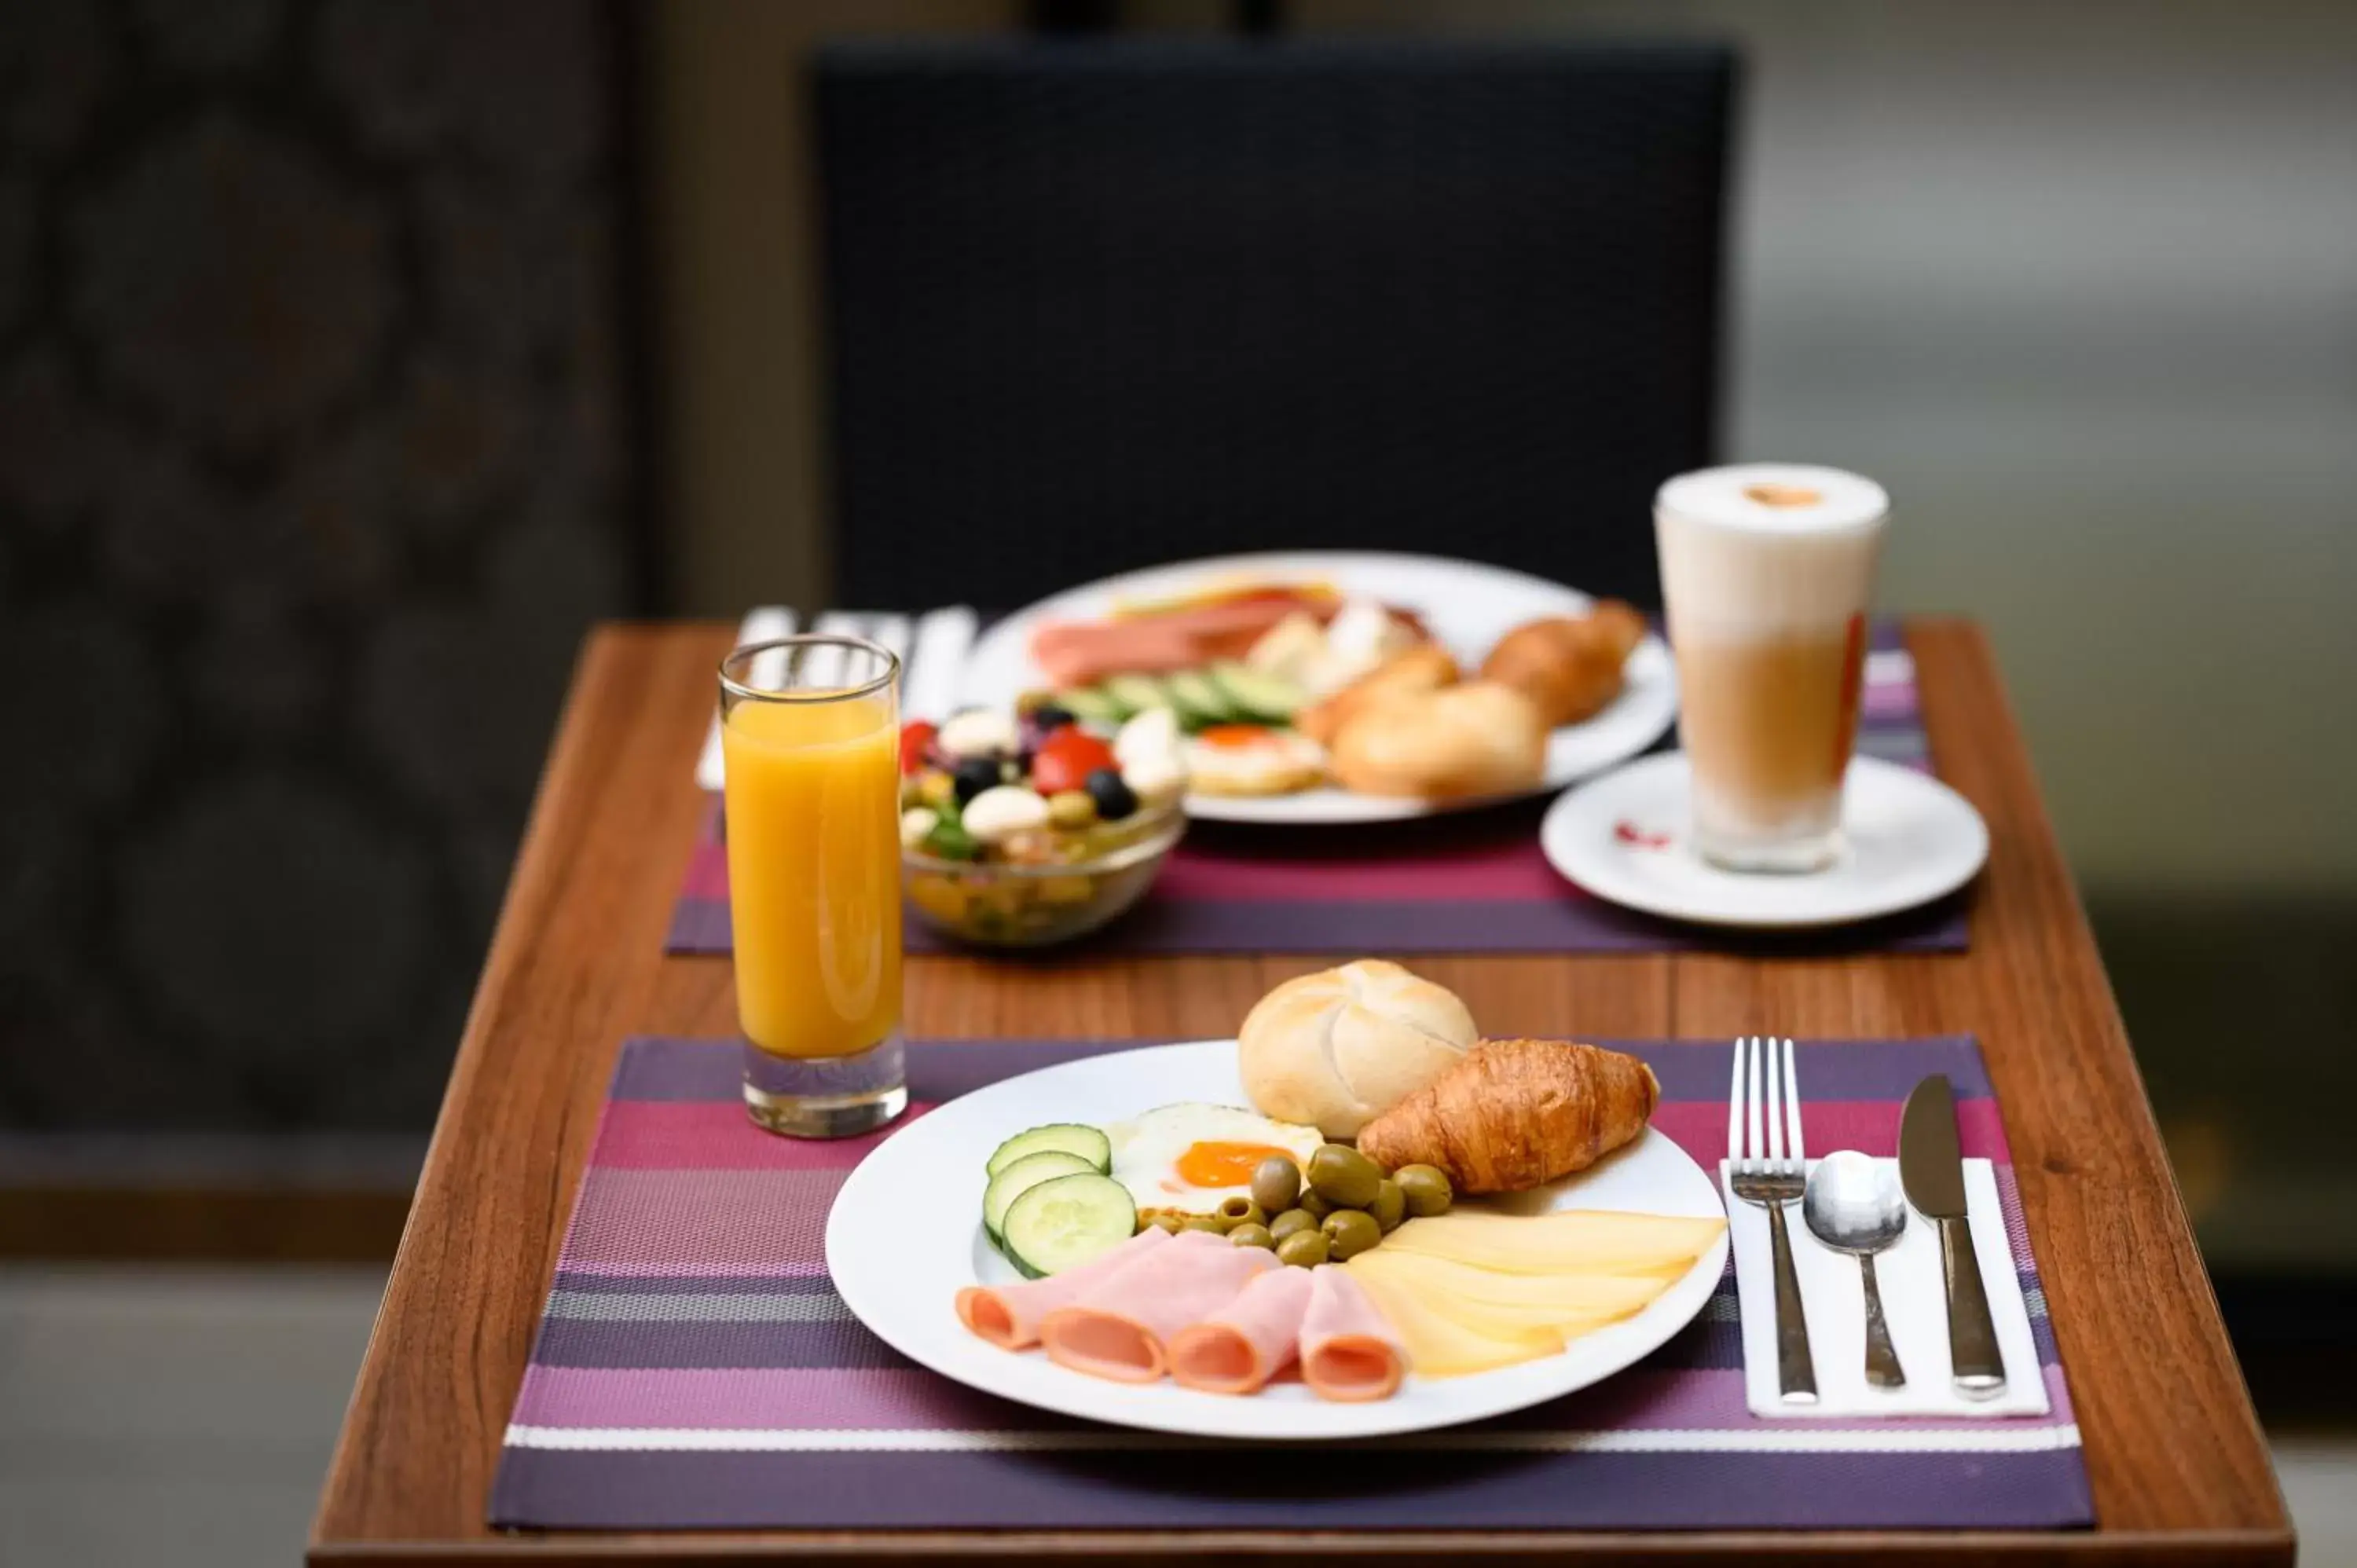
left=490, top=1035, right=2087, bottom=1533
left=669, top=621, right=1967, bottom=957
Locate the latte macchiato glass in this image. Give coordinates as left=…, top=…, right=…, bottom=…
left=1655, top=464, right=1890, bottom=874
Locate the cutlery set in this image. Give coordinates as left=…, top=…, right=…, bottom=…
left=1728, top=1035, right=2007, bottom=1404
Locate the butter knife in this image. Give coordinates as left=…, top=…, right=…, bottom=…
left=1898, top=1074, right=2007, bottom=1396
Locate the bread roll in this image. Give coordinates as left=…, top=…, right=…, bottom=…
left=1238, top=960, right=1476, bottom=1138
left=1295, top=644, right=1457, bottom=746
left=1329, top=681, right=1546, bottom=799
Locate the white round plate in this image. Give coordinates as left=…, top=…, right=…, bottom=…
left=826, top=1039, right=1728, bottom=1441
left=959, top=551, right=1677, bottom=824
left=1539, top=753, right=1989, bottom=929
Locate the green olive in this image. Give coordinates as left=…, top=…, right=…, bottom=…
left=1147, top=1213, right=1184, bottom=1235
left=1249, top=1156, right=1301, bottom=1214
left=1268, top=1207, right=1318, bottom=1243
left=1296, top=1188, right=1333, bottom=1221
left=1275, top=1230, right=1329, bottom=1268
left=1179, top=1215, right=1226, bottom=1235
left=1046, top=789, right=1098, bottom=830
left=1321, top=1208, right=1382, bottom=1262
left=1394, top=1163, right=1454, bottom=1218
left=1368, top=1178, right=1406, bottom=1233
left=1227, top=1223, right=1276, bottom=1251
left=1215, top=1196, right=1266, bottom=1232
left=1307, top=1144, right=1384, bottom=1209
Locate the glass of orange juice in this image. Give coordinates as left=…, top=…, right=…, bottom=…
left=719, top=636, right=907, bottom=1138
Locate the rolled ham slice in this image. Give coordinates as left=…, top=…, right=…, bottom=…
left=1300, top=1265, right=1408, bottom=1402
left=1167, top=1265, right=1315, bottom=1395
left=955, top=1225, right=1171, bottom=1350
left=1037, top=1229, right=1278, bottom=1383
left=1028, top=592, right=1354, bottom=687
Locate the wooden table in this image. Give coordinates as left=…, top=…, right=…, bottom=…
left=310, top=619, right=2293, bottom=1566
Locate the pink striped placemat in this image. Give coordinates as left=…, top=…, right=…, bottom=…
left=491, top=1033, right=2084, bottom=1532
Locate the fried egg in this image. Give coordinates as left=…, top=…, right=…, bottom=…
left=1104, top=1101, right=1325, bottom=1219
left=1184, top=724, right=1326, bottom=797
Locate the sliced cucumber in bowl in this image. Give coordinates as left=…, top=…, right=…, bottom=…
left=981, top=1149, right=1098, bottom=1243
left=1000, top=1173, right=1137, bottom=1279
left=984, top=1123, right=1110, bottom=1178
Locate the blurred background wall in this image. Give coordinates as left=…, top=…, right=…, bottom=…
left=0, top=0, right=646, bottom=1238
left=651, top=0, right=2357, bottom=1280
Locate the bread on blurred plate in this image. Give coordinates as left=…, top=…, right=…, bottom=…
left=1239, top=959, right=1477, bottom=1138
left=1479, top=601, right=1646, bottom=728
left=1294, top=643, right=1458, bottom=746
left=1329, top=680, right=1546, bottom=799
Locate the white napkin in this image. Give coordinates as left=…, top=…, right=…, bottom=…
left=1723, top=1157, right=2051, bottom=1418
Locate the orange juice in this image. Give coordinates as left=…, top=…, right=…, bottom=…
left=722, top=692, right=903, bottom=1060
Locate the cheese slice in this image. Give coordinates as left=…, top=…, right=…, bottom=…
left=1345, top=1266, right=1558, bottom=1377
left=1381, top=1210, right=1726, bottom=1277
left=1348, top=1247, right=1682, bottom=1313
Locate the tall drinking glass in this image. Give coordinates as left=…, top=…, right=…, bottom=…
left=1655, top=464, right=1890, bottom=874
left=719, top=636, right=907, bottom=1138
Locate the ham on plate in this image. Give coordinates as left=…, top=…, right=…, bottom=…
left=1166, top=1265, right=1316, bottom=1395
left=1036, top=1229, right=1277, bottom=1383
left=1299, top=1265, right=1408, bottom=1402
left=955, top=1225, right=1171, bottom=1350
left=1028, top=588, right=1347, bottom=688
left=957, top=1226, right=1413, bottom=1402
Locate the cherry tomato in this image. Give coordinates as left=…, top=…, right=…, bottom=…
left=1029, top=728, right=1116, bottom=797
left=898, top=720, right=938, bottom=775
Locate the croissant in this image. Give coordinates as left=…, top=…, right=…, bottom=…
left=1356, top=1039, right=1660, bottom=1193
left=1479, top=601, right=1646, bottom=728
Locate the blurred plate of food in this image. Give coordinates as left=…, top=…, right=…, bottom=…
left=959, top=551, right=1679, bottom=823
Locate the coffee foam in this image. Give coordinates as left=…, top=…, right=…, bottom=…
left=1655, top=463, right=1889, bottom=537
left=1654, top=464, right=1888, bottom=638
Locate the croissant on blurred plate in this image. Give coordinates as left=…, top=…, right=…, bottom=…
left=1479, top=601, right=1646, bottom=728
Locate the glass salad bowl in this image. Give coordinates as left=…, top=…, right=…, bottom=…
left=901, top=800, right=1186, bottom=948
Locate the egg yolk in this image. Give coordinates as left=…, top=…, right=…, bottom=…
left=1197, top=724, right=1274, bottom=749
left=1175, top=1141, right=1297, bottom=1189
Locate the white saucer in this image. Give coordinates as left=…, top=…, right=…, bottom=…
left=1538, top=754, right=1988, bottom=929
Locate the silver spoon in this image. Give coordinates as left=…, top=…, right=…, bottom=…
left=1802, top=1150, right=1909, bottom=1389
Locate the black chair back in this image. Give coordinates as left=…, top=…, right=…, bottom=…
left=816, top=38, right=1735, bottom=610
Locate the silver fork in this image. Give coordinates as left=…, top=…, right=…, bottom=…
left=1728, top=1035, right=1818, bottom=1404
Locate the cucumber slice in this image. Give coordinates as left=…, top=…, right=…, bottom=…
left=984, top=1122, right=1113, bottom=1178
left=1001, top=1173, right=1138, bottom=1278
left=1057, top=686, right=1125, bottom=726
left=981, top=1149, right=1097, bottom=1241
left=1208, top=661, right=1307, bottom=723
left=1102, top=674, right=1174, bottom=717
left=1163, top=669, right=1235, bottom=727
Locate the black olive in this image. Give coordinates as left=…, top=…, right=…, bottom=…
left=1083, top=767, right=1139, bottom=821
left=1028, top=703, right=1076, bottom=734
left=952, top=756, right=1003, bottom=806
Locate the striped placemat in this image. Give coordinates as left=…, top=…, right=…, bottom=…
left=490, top=1035, right=2088, bottom=1533
left=668, top=623, right=1967, bottom=957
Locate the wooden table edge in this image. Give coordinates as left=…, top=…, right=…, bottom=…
left=307, top=1524, right=2297, bottom=1566
left=307, top=618, right=2293, bottom=1566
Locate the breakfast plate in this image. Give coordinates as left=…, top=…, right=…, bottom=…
left=826, top=1039, right=1729, bottom=1441
left=1539, top=753, right=1989, bottom=929
left=959, top=551, right=1679, bottom=824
